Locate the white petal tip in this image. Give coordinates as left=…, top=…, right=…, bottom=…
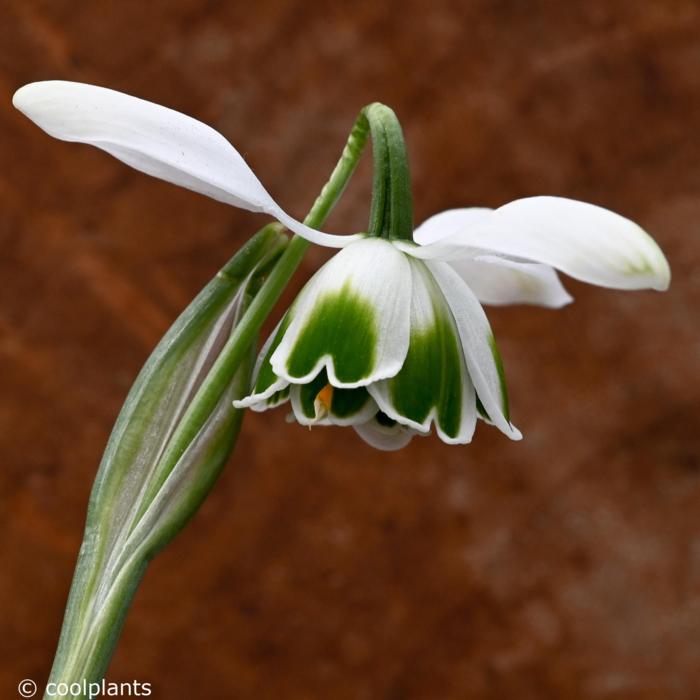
left=354, top=420, right=416, bottom=451
left=508, top=426, right=523, bottom=441
left=13, top=81, right=61, bottom=116
left=558, top=294, right=575, bottom=308
left=652, top=261, right=671, bottom=292
left=435, top=432, right=474, bottom=446
left=233, top=377, right=288, bottom=409
left=617, top=237, right=671, bottom=292
left=535, top=290, right=574, bottom=309
left=12, top=84, right=29, bottom=111
left=233, top=390, right=265, bottom=409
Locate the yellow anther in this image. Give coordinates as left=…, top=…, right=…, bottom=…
left=316, top=384, right=334, bottom=413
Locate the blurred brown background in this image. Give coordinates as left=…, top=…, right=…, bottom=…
left=1, top=1, right=699, bottom=698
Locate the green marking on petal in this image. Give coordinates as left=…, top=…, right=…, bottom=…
left=388, top=294, right=463, bottom=439
left=475, top=395, right=490, bottom=421
left=269, top=385, right=290, bottom=406
left=331, top=385, right=371, bottom=418
left=247, top=385, right=289, bottom=412
left=488, top=334, right=510, bottom=422
left=254, top=313, right=292, bottom=394
left=298, top=368, right=371, bottom=420
left=298, top=371, right=330, bottom=418
left=285, top=284, right=377, bottom=384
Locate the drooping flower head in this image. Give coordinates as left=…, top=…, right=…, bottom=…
left=13, top=81, right=671, bottom=450
left=235, top=237, right=517, bottom=449
left=235, top=200, right=669, bottom=449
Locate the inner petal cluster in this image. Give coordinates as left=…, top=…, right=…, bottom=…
left=235, top=238, right=518, bottom=450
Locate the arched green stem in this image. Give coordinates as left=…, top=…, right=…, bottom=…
left=363, top=103, right=414, bottom=242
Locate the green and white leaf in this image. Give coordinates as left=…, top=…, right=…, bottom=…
left=46, top=226, right=283, bottom=694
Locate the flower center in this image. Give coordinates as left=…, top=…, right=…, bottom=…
left=315, top=384, right=334, bottom=416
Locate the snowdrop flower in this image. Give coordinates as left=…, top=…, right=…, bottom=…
left=14, top=81, right=670, bottom=450
left=235, top=201, right=669, bottom=450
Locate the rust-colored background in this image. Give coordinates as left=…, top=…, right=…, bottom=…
left=1, top=2, right=699, bottom=698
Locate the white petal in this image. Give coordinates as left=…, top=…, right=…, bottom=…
left=271, top=238, right=412, bottom=388
left=247, top=387, right=290, bottom=412
left=354, top=416, right=419, bottom=451
left=395, top=237, right=485, bottom=261
left=413, top=207, right=493, bottom=245
left=412, top=206, right=573, bottom=306
left=13, top=81, right=360, bottom=248
left=404, top=198, right=670, bottom=291
left=234, top=378, right=289, bottom=410
left=428, top=261, right=522, bottom=441
left=450, top=255, right=573, bottom=307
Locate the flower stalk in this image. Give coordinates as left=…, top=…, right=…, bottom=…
left=363, top=103, right=414, bottom=242
left=43, top=104, right=383, bottom=699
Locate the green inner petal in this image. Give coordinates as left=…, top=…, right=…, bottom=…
left=475, top=395, right=490, bottom=421
left=254, top=313, right=292, bottom=394
left=388, top=298, right=463, bottom=439
left=285, top=284, right=377, bottom=384
left=488, top=334, right=510, bottom=422
left=298, top=372, right=330, bottom=418
left=331, top=385, right=371, bottom=418
left=266, top=385, right=290, bottom=408
left=298, top=369, right=371, bottom=419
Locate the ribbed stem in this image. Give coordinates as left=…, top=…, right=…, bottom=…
left=363, top=103, right=414, bottom=241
